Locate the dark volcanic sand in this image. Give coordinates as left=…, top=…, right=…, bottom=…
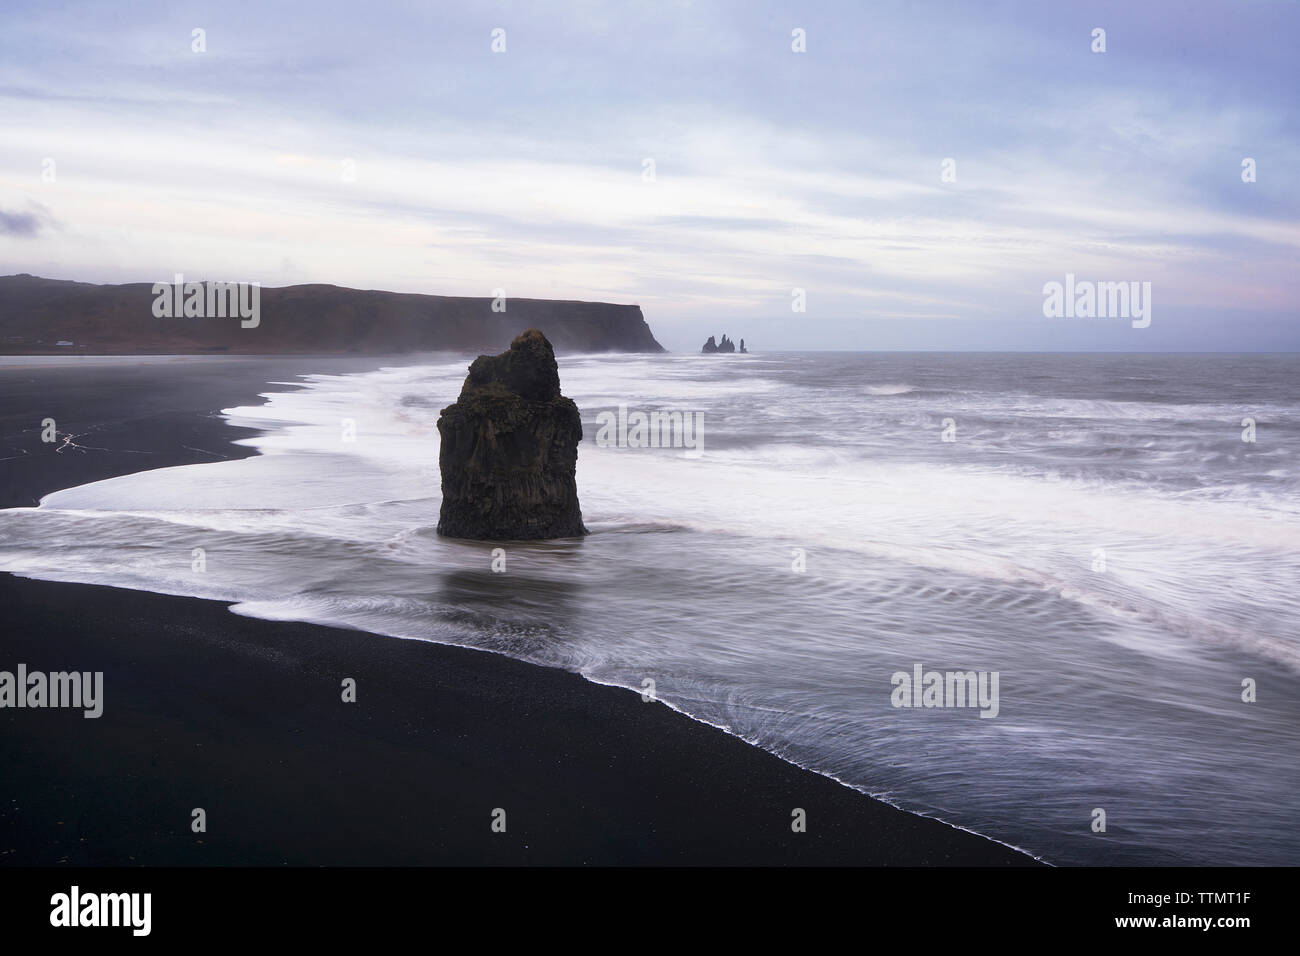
left=0, top=356, right=422, bottom=508
left=0, top=357, right=1037, bottom=865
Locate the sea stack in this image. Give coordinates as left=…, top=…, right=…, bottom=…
left=436, top=329, right=587, bottom=540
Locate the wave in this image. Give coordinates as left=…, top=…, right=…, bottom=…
left=864, top=383, right=916, bottom=395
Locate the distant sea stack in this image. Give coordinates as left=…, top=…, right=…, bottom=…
left=0, top=274, right=665, bottom=355
left=702, top=333, right=743, bottom=353
left=436, top=329, right=587, bottom=540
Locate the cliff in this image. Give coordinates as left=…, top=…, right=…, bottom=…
left=0, top=274, right=665, bottom=354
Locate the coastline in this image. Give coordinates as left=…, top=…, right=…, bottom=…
left=0, top=357, right=1038, bottom=865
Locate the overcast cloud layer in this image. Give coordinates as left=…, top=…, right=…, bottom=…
left=0, top=0, right=1296, bottom=350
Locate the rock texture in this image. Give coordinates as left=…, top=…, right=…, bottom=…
left=701, top=333, right=737, bottom=354
left=436, top=329, right=587, bottom=540
left=0, top=274, right=665, bottom=355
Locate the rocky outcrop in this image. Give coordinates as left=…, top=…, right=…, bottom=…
left=740, top=338, right=747, bottom=353
left=436, top=329, right=587, bottom=540
left=701, top=333, right=736, bottom=354
left=0, top=274, right=666, bottom=354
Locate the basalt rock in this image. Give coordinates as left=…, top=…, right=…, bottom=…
left=436, top=329, right=587, bottom=540
left=701, top=333, right=736, bottom=353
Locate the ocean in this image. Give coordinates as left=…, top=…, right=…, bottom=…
left=1, top=351, right=1297, bottom=865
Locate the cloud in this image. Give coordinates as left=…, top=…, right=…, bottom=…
left=0, top=0, right=1295, bottom=349
left=0, top=203, right=55, bottom=238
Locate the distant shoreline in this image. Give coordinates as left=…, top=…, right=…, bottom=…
left=0, top=273, right=666, bottom=355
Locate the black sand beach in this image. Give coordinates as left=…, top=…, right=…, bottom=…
left=0, top=358, right=1036, bottom=865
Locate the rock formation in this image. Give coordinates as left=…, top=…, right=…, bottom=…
left=436, top=329, right=587, bottom=540
left=739, top=338, right=747, bottom=353
left=701, top=333, right=737, bottom=353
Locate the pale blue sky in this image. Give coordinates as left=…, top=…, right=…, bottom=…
left=1, top=0, right=1296, bottom=350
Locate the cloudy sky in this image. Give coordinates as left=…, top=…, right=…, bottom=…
left=0, top=0, right=1296, bottom=350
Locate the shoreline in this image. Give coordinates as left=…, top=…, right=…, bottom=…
left=0, top=356, right=1038, bottom=865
